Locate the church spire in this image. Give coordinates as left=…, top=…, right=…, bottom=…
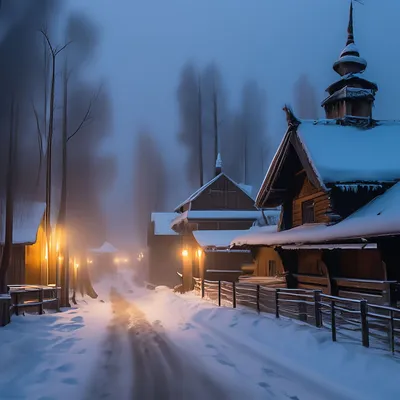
left=346, top=1, right=354, bottom=46
left=322, top=1, right=378, bottom=120
left=333, top=1, right=367, bottom=76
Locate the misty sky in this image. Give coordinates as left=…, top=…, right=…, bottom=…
left=66, top=0, right=400, bottom=245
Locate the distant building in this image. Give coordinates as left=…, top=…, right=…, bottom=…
left=171, top=155, right=278, bottom=290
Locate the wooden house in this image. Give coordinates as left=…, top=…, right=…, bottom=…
left=172, top=156, right=265, bottom=290
left=1, top=201, right=47, bottom=286
left=232, top=4, right=400, bottom=305
left=147, top=212, right=181, bottom=288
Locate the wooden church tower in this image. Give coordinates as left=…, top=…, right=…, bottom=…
left=322, top=2, right=378, bottom=120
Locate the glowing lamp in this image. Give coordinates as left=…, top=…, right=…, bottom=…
left=181, top=249, right=189, bottom=258
left=196, top=249, right=203, bottom=258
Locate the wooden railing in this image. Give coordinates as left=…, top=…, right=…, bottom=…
left=194, top=278, right=400, bottom=355
left=7, top=285, right=60, bottom=316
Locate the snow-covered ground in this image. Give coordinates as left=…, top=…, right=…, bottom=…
left=0, top=267, right=399, bottom=399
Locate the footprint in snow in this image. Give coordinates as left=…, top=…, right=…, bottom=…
left=71, top=316, right=84, bottom=323
left=51, top=338, right=81, bottom=352
left=182, top=322, right=194, bottom=331
left=55, top=363, right=74, bottom=373
left=258, top=382, right=270, bottom=389
left=52, top=323, right=84, bottom=332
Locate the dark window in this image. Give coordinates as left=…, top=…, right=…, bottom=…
left=302, top=200, right=315, bottom=224
left=268, top=260, right=277, bottom=276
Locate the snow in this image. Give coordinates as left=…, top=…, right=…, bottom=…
left=322, top=86, right=375, bottom=106
left=1, top=268, right=400, bottom=399
left=297, top=119, right=400, bottom=184
left=151, top=212, right=179, bottom=235
left=193, top=230, right=252, bottom=249
left=232, top=184, right=400, bottom=247
left=134, top=286, right=400, bottom=400
left=171, top=210, right=263, bottom=228
left=0, top=201, right=45, bottom=245
left=334, top=54, right=367, bottom=68
left=340, top=42, right=359, bottom=57
left=89, top=241, right=118, bottom=253
left=0, top=288, right=111, bottom=399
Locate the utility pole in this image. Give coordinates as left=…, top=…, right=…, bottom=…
left=197, top=76, right=204, bottom=187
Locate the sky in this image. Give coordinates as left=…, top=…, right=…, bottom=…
left=66, top=0, right=400, bottom=246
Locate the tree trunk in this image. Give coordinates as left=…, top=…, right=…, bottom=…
left=197, top=77, right=204, bottom=187
left=44, top=54, right=56, bottom=286
left=0, top=101, right=15, bottom=293
left=57, top=63, right=70, bottom=307
left=213, top=87, right=219, bottom=165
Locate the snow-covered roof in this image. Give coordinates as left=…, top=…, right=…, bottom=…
left=193, top=230, right=252, bottom=250
left=174, top=173, right=253, bottom=212
left=233, top=182, right=400, bottom=248
left=0, top=201, right=46, bottom=245
left=297, top=119, right=400, bottom=185
left=321, top=87, right=374, bottom=107
left=151, top=212, right=179, bottom=236
left=89, top=241, right=118, bottom=254
left=339, top=43, right=359, bottom=57
left=171, top=210, right=263, bottom=228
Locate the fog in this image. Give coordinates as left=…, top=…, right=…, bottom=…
left=3, top=0, right=400, bottom=251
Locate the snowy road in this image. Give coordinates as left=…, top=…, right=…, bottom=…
left=86, top=288, right=235, bottom=399
left=85, top=285, right=355, bottom=400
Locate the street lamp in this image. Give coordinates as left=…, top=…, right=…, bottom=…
left=181, top=249, right=189, bottom=258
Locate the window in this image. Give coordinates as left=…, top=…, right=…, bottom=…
left=268, top=260, right=277, bottom=277
left=302, top=200, right=315, bottom=224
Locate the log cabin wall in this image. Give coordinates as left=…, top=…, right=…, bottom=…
left=337, top=249, right=385, bottom=280
left=254, top=247, right=284, bottom=277
left=25, top=224, right=46, bottom=285
left=191, top=175, right=255, bottom=211
left=292, top=174, right=330, bottom=227
left=4, top=245, right=26, bottom=285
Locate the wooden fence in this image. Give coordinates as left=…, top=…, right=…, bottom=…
left=194, top=278, right=400, bottom=355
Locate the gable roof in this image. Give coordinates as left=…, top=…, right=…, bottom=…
left=0, top=201, right=46, bottom=245
left=256, top=118, right=400, bottom=207
left=175, top=173, right=254, bottom=212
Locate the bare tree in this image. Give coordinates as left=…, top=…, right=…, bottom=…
left=0, top=101, right=17, bottom=293
left=133, top=130, right=167, bottom=247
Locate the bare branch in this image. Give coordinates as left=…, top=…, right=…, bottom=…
left=32, top=102, right=45, bottom=187
left=66, top=87, right=102, bottom=143
left=40, top=29, right=71, bottom=57
left=55, top=41, right=72, bottom=56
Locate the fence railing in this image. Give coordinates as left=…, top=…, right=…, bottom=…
left=7, top=285, right=60, bottom=316
left=194, top=278, right=400, bottom=355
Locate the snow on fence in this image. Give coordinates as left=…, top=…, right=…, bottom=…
left=193, top=278, right=400, bottom=355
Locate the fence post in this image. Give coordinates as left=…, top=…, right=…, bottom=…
left=360, top=300, right=369, bottom=348
left=201, top=279, right=205, bottom=298
left=331, top=301, right=336, bottom=342
left=275, top=289, right=280, bottom=318
left=256, top=285, right=260, bottom=314
left=15, top=293, right=19, bottom=317
left=39, top=289, right=44, bottom=315
left=314, top=290, right=322, bottom=328
left=232, top=282, right=236, bottom=309
left=390, top=309, right=395, bottom=354
left=218, top=281, right=221, bottom=307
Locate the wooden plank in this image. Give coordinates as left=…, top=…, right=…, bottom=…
left=294, top=274, right=328, bottom=285
left=335, top=278, right=390, bottom=291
